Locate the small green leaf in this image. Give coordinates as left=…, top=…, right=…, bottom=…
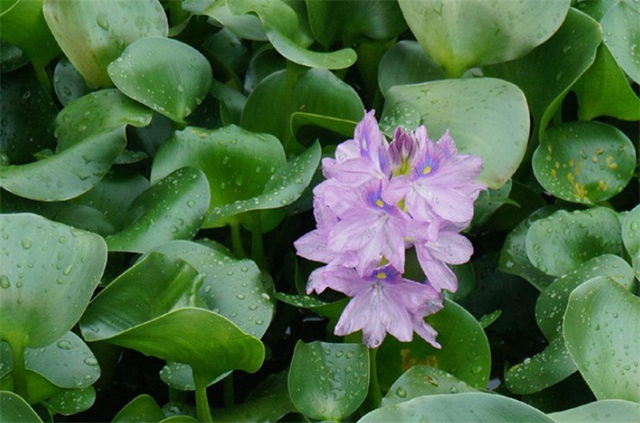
left=549, top=399, right=640, bottom=423
left=533, top=122, right=636, bottom=204
left=0, top=391, right=43, bottom=423
left=53, top=58, right=94, bottom=106
left=112, top=394, right=165, bottom=423
left=0, top=39, right=29, bottom=73
left=43, top=0, right=168, bottom=88
left=564, top=278, right=640, bottom=401
left=378, top=41, right=445, bottom=97
left=45, top=387, right=95, bottom=416
left=622, top=204, right=640, bottom=257
left=359, top=393, right=555, bottom=423
left=105, top=167, right=210, bottom=253
left=383, top=78, right=529, bottom=189
left=397, top=0, right=570, bottom=77
left=601, top=1, right=640, bottom=84
left=526, top=208, right=622, bottom=277
left=382, top=365, right=476, bottom=407
left=289, top=341, right=369, bottom=421
left=108, top=38, right=212, bottom=123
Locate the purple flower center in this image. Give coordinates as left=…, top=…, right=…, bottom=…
left=412, top=150, right=440, bottom=180
left=366, top=264, right=401, bottom=284
left=365, top=183, right=393, bottom=213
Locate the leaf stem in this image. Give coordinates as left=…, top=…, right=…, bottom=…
left=282, top=61, right=304, bottom=149
left=223, top=373, right=235, bottom=407
left=11, top=341, right=28, bottom=400
left=230, top=223, right=246, bottom=258
left=362, top=348, right=381, bottom=412
left=194, top=372, right=213, bottom=423
left=251, top=213, right=266, bottom=269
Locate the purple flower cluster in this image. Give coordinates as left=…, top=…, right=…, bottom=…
left=294, top=111, right=485, bottom=349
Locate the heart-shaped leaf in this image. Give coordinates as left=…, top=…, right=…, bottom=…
left=601, top=1, right=640, bottom=84
left=526, top=208, right=622, bottom=277
left=0, top=213, right=107, bottom=349
left=532, top=121, right=636, bottom=204
left=0, top=129, right=125, bottom=202
left=0, top=391, right=43, bottom=423
left=549, top=399, right=640, bottom=423
left=397, top=0, right=570, bottom=77
left=288, top=341, right=369, bottom=421
left=105, top=167, right=210, bottom=253
left=43, top=0, right=168, bottom=88
left=377, top=299, right=491, bottom=391
left=622, top=204, right=640, bottom=257
left=359, top=392, right=555, bottom=423
left=564, top=278, right=640, bottom=401
left=112, top=394, right=165, bottom=423
left=383, top=78, right=529, bottom=189
left=382, top=365, right=476, bottom=407
left=108, top=37, right=212, bottom=123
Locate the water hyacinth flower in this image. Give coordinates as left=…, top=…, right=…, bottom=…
left=295, top=110, right=485, bottom=349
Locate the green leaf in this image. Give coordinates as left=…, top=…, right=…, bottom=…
left=382, top=365, right=476, bottom=407
left=45, top=387, right=95, bottom=416
left=289, top=341, right=369, bottom=421
left=205, top=141, right=320, bottom=228
left=564, top=278, right=640, bottom=401
left=485, top=180, right=547, bottom=233
left=573, top=44, right=640, bottom=121
left=151, top=125, right=285, bottom=228
left=43, top=0, right=168, bottom=88
left=378, top=41, right=445, bottom=97
left=198, top=1, right=267, bottom=42
left=397, top=0, right=570, bottom=78
left=526, top=208, right=623, bottom=277
left=0, top=371, right=60, bottom=406
left=383, top=78, right=529, bottom=189
left=0, top=68, right=57, bottom=164
left=112, top=394, right=165, bottom=423
left=0, top=0, right=60, bottom=70
left=105, top=167, right=210, bottom=253
left=54, top=89, right=152, bottom=151
left=305, top=0, right=407, bottom=46
left=536, top=255, right=634, bottom=341
left=0, top=128, right=125, bottom=202
left=108, top=38, right=212, bottom=123
left=622, top=204, right=640, bottom=257
left=0, top=391, right=43, bottom=423
left=484, top=8, right=601, bottom=140
left=377, top=299, right=491, bottom=392
left=601, top=1, right=640, bottom=84
left=471, top=179, right=513, bottom=228
left=532, top=121, right=636, bottom=204
left=53, top=58, right=94, bottom=106
left=81, top=253, right=265, bottom=384
left=499, top=207, right=558, bottom=290
left=0, top=213, right=107, bottom=349
left=549, top=399, right=640, bottom=423
left=359, top=392, right=555, bottom=423
left=243, top=45, right=286, bottom=93
left=227, top=0, right=356, bottom=70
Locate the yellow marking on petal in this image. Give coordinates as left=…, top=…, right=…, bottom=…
left=376, top=271, right=387, bottom=279
left=423, top=166, right=432, bottom=175
left=376, top=199, right=384, bottom=208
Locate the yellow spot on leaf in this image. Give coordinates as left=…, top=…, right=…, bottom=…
left=598, top=180, right=607, bottom=191
left=569, top=159, right=575, bottom=167
left=606, top=156, right=618, bottom=170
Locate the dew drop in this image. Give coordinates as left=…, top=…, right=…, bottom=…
left=395, top=387, right=407, bottom=398
left=84, top=357, right=98, bottom=366
left=0, top=275, right=10, bottom=289
left=57, top=340, right=72, bottom=350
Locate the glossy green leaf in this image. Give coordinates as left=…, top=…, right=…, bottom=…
left=305, top=0, right=406, bottom=46
left=81, top=253, right=265, bottom=384
left=602, top=1, right=640, bottom=84
left=0, top=69, right=57, bottom=164
left=378, top=41, right=445, bottom=97
left=289, top=341, right=369, bottom=421
left=526, top=208, right=623, bottom=277
left=243, top=45, right=286, bottom=93
left=573, top=45, right=640, bottom=121
left=622, top=204, right=640, bottom=257
left=108, top=37, right=212, bottom=123
left=0, top=371, right=60, bottom=406
left=54, top=89, right=152, bottom=151
left=0, top=391, right=43, bottom=423
left=45, top=387, right=95, bottom=416
left=0, top=129, right=125, bottom=202
left=112, top=394, right=165, bottom=423
left=205, top=141, right=320, bottom=228
left=43, top=0, right=168, bottom=88
left=485, top=180, right=547, bottom=233
left=0, top=213, right=107, bottom=349
left=151, top=125, right=285, bottom=228
left=532, top=121, right=636, bottom=204
left=536, top=255, right=634, bottom=341
left=471, top=179, right=514, bottom=228
left=564, top=278, right=640, bottom=401
left=0, top=0, right=60, bottom=70
left=53, top=58, right=94, bottom=106
left=105, top=167, right=210, bottom=253
left=549, top=399, right=640, bottom=423
left=397, top=0, right=570, bottom=78
left=485, top=8, right=601, bottom=140
left=383, top=78, right=529, bottom=189
left=198, top=0, right=267, bottom=42
left=382, top=365, right=476, bottom=407
left=359, top=392, right=555, bottom=423
left=227, top=0, right=357, bottom=70
left=377, top=299, right=491, bottom=392
left=500, top=207, right=558, bottom=290
left=0, top=39, right=29, bottom=73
